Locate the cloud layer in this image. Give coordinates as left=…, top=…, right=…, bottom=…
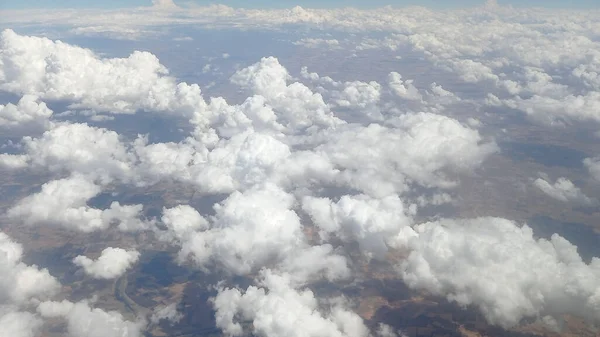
left=0, top=23, right=599, bottom=337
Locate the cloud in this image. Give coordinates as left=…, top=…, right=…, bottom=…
left=159, top=204, right=209, bottom=242
left=68, top=26, right=149, bottom=40
left=173, top=36, right=193, bottom=41
left=333, top=80, right=382, bottom=109
left=314, top=113, right=497, bottom=196
left=397, top=217, right=600, bottom=328
left=299, top=68, right=384, bottom=121
left=0, top=33, right=496, bottom=200
left=377, top=323, right=407, bottom=337
left=150, top=302, right=182, bottom=325
left=151, top=0, right=179, bottom=10
left=73, top=247, right=140, bottom=279
left=38, top=299, right=144, bottom=337
left=159, top=185, right=349, bottom=283
left=5, top=26, right=599, bottom=335
left=585, top=157, right=600, bottom=182
left=0, top=232, right=60, bottom=306
left=1, top=122, right=135, bottom=183
left=503, top=92, right=600, bottom=126
left=388, top=72, right=422, bottom=101
left=0, top=95, right=52, bottom=132
left=7, top=175, right=147, bottom=232
left=0, top=236, right=135, bottom=336
left=134, top=130, right=293, bottom=193
left=0, top=153, right=28, bottom=169
left=166, top=186, right=304, bottom=274
left=302, top=194, right=415, bottom=259
left=293, top=38, right=341, bottom=49
left=0, top=232, right=60, bottom=337
left=0, top=36, right=505, bottom=336
left=0, top=311, right=43, bottom=337
left=213, top=270, right=369, bottom=337
left=533, top=177, right=597, bottom=206
left=0, top=29, right=206, bottom=115
left=230, top=57, right=341, bottom=131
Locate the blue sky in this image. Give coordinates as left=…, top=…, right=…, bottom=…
left=0, top=0, right=597, bottom=9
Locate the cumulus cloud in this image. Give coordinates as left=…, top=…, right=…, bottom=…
left=397, top=217, right=600, bottom=328
left=177, top=188, right=302, bottom=274
left=388, top=72, right=422, bottom=101
left=533, top=177, right=597, bottom=206
left=0, top=232, right=60, bottom=306
left=334, top=80, right=382, bottom=109
left=302, top=194, right=415, bottom=259
left=213, top=270, right=369, bottom=337
left=38, top=299, right=144, bottom=337
left=7, top=175, right=147, bottom=232
left=0, top=232, right=60, bottom=337
left=314, top=113, right=497, bottom=196
left=0, top=33, right=497, bottom=200
left=160, top=185, right=349, bottom=283
left=162, top=203, right=349, bottom=285
left=299, top=67, right=384, bottom=121
left=159, top=204, right=209, bottom=242
left=0, top=95, right=52, bottom=132
left=230, top=57, right=341, bottom=131
left=73, top=247, right=140, bottom=279
left=1, top=122, right=135, bottom=183
left=0, top=29, right=206, bottom=116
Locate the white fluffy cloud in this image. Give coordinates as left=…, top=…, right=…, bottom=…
left=302, top=194, right=415, bottom=259
left=333, top=80, right=382, bottom=109
left=73, top=247, right=140, bottom=279
left=0, top=95, right=52, bottom=131
left=213, top=270, right=369, bottom=337
left=0, top=232, right=60, bottom=337
left=314, top=113, right=497, bottom=196
left=0, top=29, right=206, bottom=116
left=159, top=204, right=209, bottom=242
left=534, top=177, right=597, bottom=206
left=0, top=33, right=497, bottom=199
left=160, top=185, right=349, bottom=283
left=397, top=217, right=600, bottom=328
left=388, top=72, right=422, bottom=101
left=230, top=57, right=341, bottom=131
left=7, top=175, right=147, bottom=232
left=1, top=122, right=135, bottom=183
left=0, top=232, right=59, bottom=306
left=299, top=67, right=384, bottom=120
left=38, top=300, right=144, bottom=337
